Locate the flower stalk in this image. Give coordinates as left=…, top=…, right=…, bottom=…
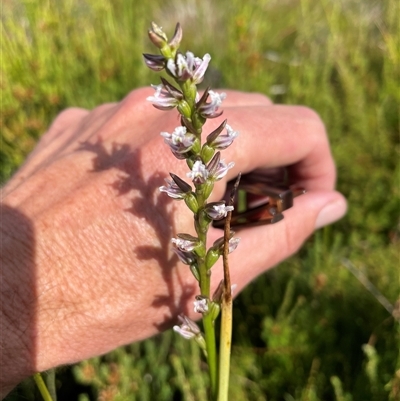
left=33, top=373, right=54, bottom=401
left=218, top=174, right=240, bottom=401
left=145, top=22, right=240, bottom=400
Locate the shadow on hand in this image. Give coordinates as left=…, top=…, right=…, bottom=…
left=79, top=138, right=195, bottom=332
left=1, top=205, right=36, bottom=397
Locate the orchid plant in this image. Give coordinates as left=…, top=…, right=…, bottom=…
left=31, top=22, right=239, bottom=401
left=144, top=22, right=240, bottom=400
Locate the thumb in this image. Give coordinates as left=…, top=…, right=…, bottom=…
left=227, top=190, right=347, bottom=288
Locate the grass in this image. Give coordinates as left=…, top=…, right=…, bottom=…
left=2, top=0, right=399, bottom=400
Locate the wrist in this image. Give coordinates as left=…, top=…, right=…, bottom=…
left=1, top=203, right=36, bottom=397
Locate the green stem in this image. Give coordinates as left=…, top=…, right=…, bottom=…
left=203, top=313, right=218, bottom=399
left=197, top=228, right=218, bottom=399
left=218, top=297, right=232, bottom=401
left=33, top=373, right=54, bottom=401
left=181, top=75, right=219, bottom=398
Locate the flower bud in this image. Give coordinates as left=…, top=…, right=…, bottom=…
left=190, top=264, right=200, bottom=281
left=200, top=144, right=215, bottom=164
left=177, top=99, right=192, bottom=119
left=206, top=151, right=221, bottom=176
left=160, top=174, right=192, bottom=199
left=181, top=116, right=197, bottom=135
left=150, top=22, right=168, bottom=41
left=186, top=82, right=198, bottom=104
left=148, top=23, right=173, bottom=58
left=161, top=77, right=183, bottom=99
left=191, top=138, right=201, bottom=154
left=206, top=120, right=227, bottom=145
left=186, top=157, right=195, bottom=170
left=192, top=110, right=206, bottom=130
left=143, top=53, right=166, bottom=71
left=170, top=173, right=191, bottom=192
left=203, top=180, right=214, bottom=199
left=148, top=22, right=168, bottom=49
left=205, top=247, right=220, bottom=270
left=168, top=23, right=183, bottom=52
left=184, top=192, right=199, bottom=213
left=209, top=301, right=221, bottom=323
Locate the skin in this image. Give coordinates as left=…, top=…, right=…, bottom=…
left=0, top=88, right=347, bottom=397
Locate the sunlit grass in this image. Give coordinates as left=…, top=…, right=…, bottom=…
left=2, top=0, right=399, bottom=400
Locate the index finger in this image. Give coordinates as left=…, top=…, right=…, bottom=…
left=206, top=104, right=336, bottom=194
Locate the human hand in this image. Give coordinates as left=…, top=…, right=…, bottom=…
left=0, top=88, right=346, bottom=394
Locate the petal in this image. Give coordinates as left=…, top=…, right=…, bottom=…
left=192, top=53, right=211, bottom=84
left=147, top=96, right=178, bottom=110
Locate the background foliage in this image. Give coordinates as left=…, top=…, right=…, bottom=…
left=2, top=0, right=399, bottom=400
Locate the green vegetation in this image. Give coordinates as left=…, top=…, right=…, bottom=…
left=2, top=0, right=399, bottom=400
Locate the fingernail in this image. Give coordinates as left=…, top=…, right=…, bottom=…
left=315, top=197, right=347, bottom=230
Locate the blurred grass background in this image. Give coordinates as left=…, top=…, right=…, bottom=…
left=1, top=0, right=399, bottom=400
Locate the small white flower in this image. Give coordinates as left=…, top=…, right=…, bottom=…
left=187, top=160, right=209, bottom=184
left=198, top=90, right=226, bottom=118
left=213, top=204, right=234, bottom=217
left=194, top=296, right=209, bottom=313
left=161, top=126, right=189, bottom=146
left=192, top=53, right=211, bottom=84
left=205, top=202, right=234, bottom=220
left=173, top=326, right=196, bottom=339
left=211, top=124, right=239, bottom=150
left=211, top=235, right=241, bottom=254
left=210, top=160, right=235, bottom=180
left=166, top=52, right=211, bottom=84
left=209, top=90, right=226, bottom=107
left=172, top=247, right=196, bottom=265
left=172, top=237, right=198, bottom=252
left=166, top=58, right=177, bottom=77
left=228, top=237, right=240, bottom=253
left=176, top=53, right=189, bottom=77
left=161, top=126, right=196, bottom=156
left=159, top=178, right=188, bottom=199
left=173, top=315, right=201, bottom=340
left=151, top=84, right=163, bottom=97
left=147, top=84, right=181, bottom=110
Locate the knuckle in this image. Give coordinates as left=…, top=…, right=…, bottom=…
left=45, top=107, right=89, bottom=138
left=294, top=105, right=322, bottom=122
left=54, top=107, right=89, bottom=124
left=292, top=106, right=329, bottom=152
left=295, top=106, right=326, bottom=135
left=113, top=87, right=157, bottom=125
left=89, top=102, right=116, bottom=119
